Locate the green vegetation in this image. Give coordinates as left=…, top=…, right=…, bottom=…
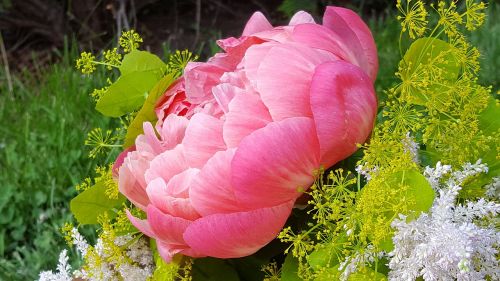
left=0, top=41, right=111, bottom=279
left=0, top=4, right=498, bottom=279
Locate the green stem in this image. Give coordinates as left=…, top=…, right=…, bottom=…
left=92, top=60, right=119, bottom=68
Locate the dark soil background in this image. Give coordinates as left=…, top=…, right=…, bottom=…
left=0, top=0, right=392, bottom=69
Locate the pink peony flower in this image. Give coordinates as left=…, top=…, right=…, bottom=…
left=118, top=7, right=378, bottom=262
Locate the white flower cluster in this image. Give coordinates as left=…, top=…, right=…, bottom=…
left=38, top=229, right=155, bottom=281
left=38, top=250, right=72, bottom=281
left=402, top=132, right=419, bottom=164
left=338, top=244, right=385, bottom=281
left=423, top=161, right=452, bottom=190
left=485, top=176, right=499, bottom=199
left=389, top=160, right=500, bottom=281
left=355, top=164, right=378, bottom=181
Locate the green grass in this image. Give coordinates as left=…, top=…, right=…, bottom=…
left=0, top=41, right=110, bottom=280
left=0, top=5, right=498, bottom=280
left=471, top=3, right=500, bottom=92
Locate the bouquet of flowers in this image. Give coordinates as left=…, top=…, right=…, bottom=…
left=40, top=1, right=499, bottom=280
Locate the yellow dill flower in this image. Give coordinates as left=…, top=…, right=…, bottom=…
left=75, top=177, right=92, bottom=192
left=382, top=99, right=424, bottom=134
left=61, top=222, right=74, bottom=246
left=262, top=262, right=281, bottom=281
left=434, top=1, right=463, bottom=37
left=75, top=51, right=97, bottom=74
left=94, top=164, right=119, bottom=199
left=397, top=0, right=428, bottom=39
left=103, top=48, right=122, bottom=69
left=97, top=213, right=133, bottom=267
left=307, top=169, right=356, bottom=226
left=85, top=128, right=121, bottom=158
left=396, top=60, right=430, bottom=104
left=90, top=86, right=108, bottom=102
left=168, top=49, right=198, bottom=75
left=449, top=34, right=481, bottom=74
left=465, top=0, right=486, bottom=31
left=119, top=30, right=143, bottom=53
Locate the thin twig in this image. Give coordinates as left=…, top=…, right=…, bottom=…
left=0, top=32, right=13, bottom=99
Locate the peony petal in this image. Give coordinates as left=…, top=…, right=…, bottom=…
left=184, top=62, right=227, bottom=103
left=159, top=114, right=189, bottom=150
left=310, top=61, right=377, bottom=168
left=147, top=204, right=192, bottom=245
left=182, top=113, right=226, bottom=168
left=119, top=150, right=155, bottom=210
left=183, top=201, right=294, bottom=258
left=146, top=178, right=200, bottom=220
left=156, top=241, right=184, bottom=263
left=256, top=42, right=338, bottom=121
left=113, top=145, right=135, bottom=178
left=165, top=168, right=199, bottom=198
left=144, top=144, right=189, bottom=184
left=155, top=78, right=193, bottom=126
left=126, top=210, right=155, bottom=238
left=241, top=42, right=276, bottom=89
left=291, top=23, right=352, bottom=64
left=250, top=26, right=295, bottom=43
left=211, top=83, right=241, bottom=114
left=323, top=7, right=378, bottom=81
left=189, top=149, right=242, bottom=216
left=223, top=92, right=272, bottom=148
left=143, top=122, right=163, bottom=155
left=242, top=11, right=273, bottom=36
left=289, top=11, right=315, bottom=25
left=119, top=163, right=149, bottom=210
left=232, top=117, right=320, bottom=208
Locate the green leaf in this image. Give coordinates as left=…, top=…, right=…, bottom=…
left=478, top=97, right=500, bottom=177
left=365, top=169, right=435, bottom=252
left=123, top=74, right=175, bottom=148
left=396, top=170, right=435, bottom=216
left=348, top=267, right=387, bottom=281
left=281, top=253, right=301, bottom=281
left=192, top=258, right=240, bottom=281
left=95, top=50, right=167, bottom=117
left=403, top=38, right=460, bottom=105
left=95, top=71, right=160, bottom=117
left=119, top=50, right=167, bottom=77
left=308, top=234, right=347, bottom=269
left=479, top=97, right=500, bottom=134
left=70, top=181, right=126, bottom=225
left=314, top=267, right=341, bottom=281
left=404, top=37, right=460, bottom=80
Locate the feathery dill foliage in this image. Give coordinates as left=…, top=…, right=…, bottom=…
left=277, top=1, right=497, bottom=280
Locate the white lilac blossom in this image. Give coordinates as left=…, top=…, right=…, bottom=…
left=402, top=132, right=419, bottom=163
left=423, top=161, right=452, bottom=190
left=74, top=235, right=154, bottom=281
left=338, top=244, right=385, bottom=281
left=356, top=163, right=378, bottom=181
left=485, top=177, right=499, bottom=199
left=71, top=227, right=89, bottom=256
left=389, top=161, right=500, bottom=281
left=40, top=229, right=155, bottom=281
left=38, top=250, right=72, bottom=281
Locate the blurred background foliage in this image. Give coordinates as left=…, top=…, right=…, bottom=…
left=0, top=0, right=498, bottom=279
